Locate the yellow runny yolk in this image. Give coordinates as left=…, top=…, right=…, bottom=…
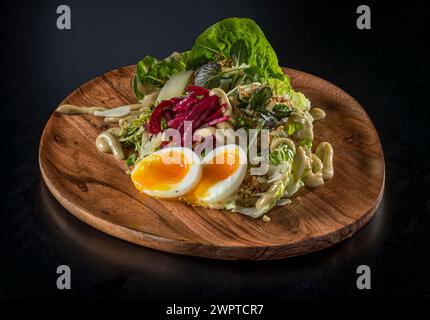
left=131, top=152, right=190, bottom=191
left=183, top=151, right=239, bottom=206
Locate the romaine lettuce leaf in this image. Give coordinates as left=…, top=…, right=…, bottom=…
left=266, top=77, right=291, bottom=96
left=133, top=18, right=311, bottom=111
left=187, top=18, right=285, bottom=81
left=186, top=18, right=309, bottom=106
left=290, top=90, right=311, bottom=111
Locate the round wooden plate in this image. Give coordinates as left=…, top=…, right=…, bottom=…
left=39, top=66, right=384, bottom=260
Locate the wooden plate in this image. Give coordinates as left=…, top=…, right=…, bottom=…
left=39, top=66, right=384, bottom=260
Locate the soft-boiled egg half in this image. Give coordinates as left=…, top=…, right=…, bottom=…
left=131, top=144, right=248, bottom=208
left=131, top=147, right=202, bottom=198
left=183, top=144, right=247, bottom=208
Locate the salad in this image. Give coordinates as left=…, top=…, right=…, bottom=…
left=56, top=18, right=334, bottom=220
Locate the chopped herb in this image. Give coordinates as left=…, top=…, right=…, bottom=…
left=249, top=87, right=272, bottom=112
left=125, top=153, right=137, bottom=166
left=272, top=103, right=293, bottom=119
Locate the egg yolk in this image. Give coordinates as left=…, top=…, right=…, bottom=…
left=131, top=152, right=190, bottom=192
left=183, top=151, right=239, bottom=206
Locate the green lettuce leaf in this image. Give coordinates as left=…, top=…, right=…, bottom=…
left=266, top=77, right=291, bottom=96
left=125, top=153, right=137, bottom=167
left=133, top=18, right=311, bottom=110
left=119, top=110, right=153, bottom=150
left=269, top=143, right=295, bottom=165
left=187, top=18, right=284, bottom=81
left=133, top=52, right=189, bottom=99
left=290, top=90, right=311, bottom=111
left=187, top=17, right=310, bottom=109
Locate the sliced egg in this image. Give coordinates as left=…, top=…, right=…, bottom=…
left=131, top=147, right=202, bottom=198
left=183, top=144, right=247, bottom=207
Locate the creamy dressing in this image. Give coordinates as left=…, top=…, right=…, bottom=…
left=56, top=104, right=106, bottom=115
left=56, top=103, right=145, bottom=116
left=95, top=128, right=125, bottom=160
left=55, top=102, right=155, bottom=161
left=310, top=107, right=326, bottom=121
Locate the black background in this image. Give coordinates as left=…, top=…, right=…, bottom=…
left=1, top=0, right=429, bottom=307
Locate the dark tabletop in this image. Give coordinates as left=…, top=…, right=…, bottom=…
left=1, top=0, right=429, bottom=304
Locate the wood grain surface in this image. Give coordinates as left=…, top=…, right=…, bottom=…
left=39, top=65, right=385, bottom=260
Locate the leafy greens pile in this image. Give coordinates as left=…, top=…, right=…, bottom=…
left=133, top=17, right=309, bottom=109
left=116, top=17, right=332, bottom=218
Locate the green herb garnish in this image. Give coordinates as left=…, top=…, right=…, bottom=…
left=249, top=87, right=272, bottom=112
left=125, top=153, right=137, bottom=166
left=272, top=103, right=293, bottom=119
